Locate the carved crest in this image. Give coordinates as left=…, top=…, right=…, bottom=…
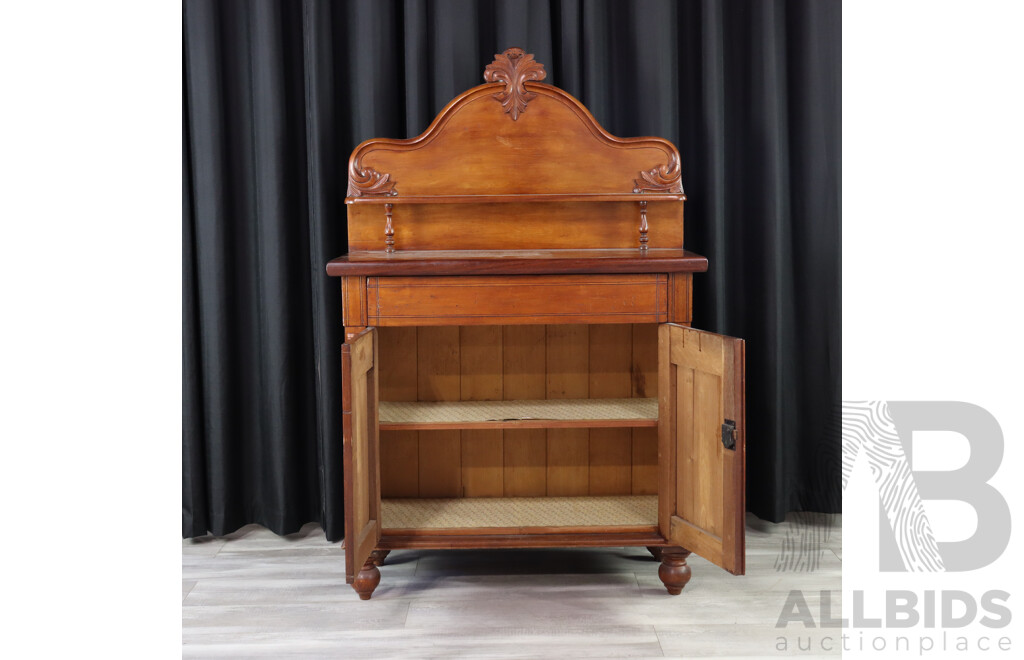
left=633, top=153, right=684, bottom=194
left=483, top=47, right=547, bottom=120
left=348, top=164, right=397, bottom=197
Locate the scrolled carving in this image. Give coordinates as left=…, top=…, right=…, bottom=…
left=348, top=163, right=398, bottom=197
left=483, top=47, right=547, bottom=120
left=633, top=153, right=684, bottom=194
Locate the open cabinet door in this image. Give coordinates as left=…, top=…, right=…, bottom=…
left=658, top=324, right=745, bottom=575
left=342, top=328, right=382, bottom=587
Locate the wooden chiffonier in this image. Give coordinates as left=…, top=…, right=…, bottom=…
left=326, top=48, right=746, bottom=600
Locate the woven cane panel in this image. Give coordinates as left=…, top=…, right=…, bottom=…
left=379, top=398, right=656, bottom=425
left=381, top=495, right=657, bottom=529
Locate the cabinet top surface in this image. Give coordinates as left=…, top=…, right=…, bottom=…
left=326, top=248, right=708, bottom=277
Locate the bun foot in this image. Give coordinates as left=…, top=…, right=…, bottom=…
left=353, top=559, right=381, bottom=600
left=370, top=549, right=391, bottom=567
left=658, top=548, right=692, bottom=595
left=646, top=546, right=665, bottom=562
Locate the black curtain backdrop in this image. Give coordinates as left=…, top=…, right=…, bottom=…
left=183, top=0, right=841, bottom=541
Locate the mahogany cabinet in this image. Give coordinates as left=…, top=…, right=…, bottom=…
left=326, top=49, right=746, bottom=600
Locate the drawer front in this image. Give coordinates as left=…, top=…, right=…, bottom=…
left=366, top=274, right=669, bottom=325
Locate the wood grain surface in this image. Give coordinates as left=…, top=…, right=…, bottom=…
left=660, top=324, right=746, bottom=575
left=328, top=248, right=707, bottom=277
left=365, top=274, right=670, bottom=326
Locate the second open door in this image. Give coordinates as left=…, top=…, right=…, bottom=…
left=342, top=327, right=382, bottom=583
left=658, top=324, right=746, bottom=575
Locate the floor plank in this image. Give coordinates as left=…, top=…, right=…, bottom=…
left=182, top=514, right=842, bottom=658
left=656, top=623, right=844, bottom=657
left=184, top=625, right=663, bottom=659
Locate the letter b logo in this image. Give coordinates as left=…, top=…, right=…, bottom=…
left=843, top=401, right=1010, bottom=571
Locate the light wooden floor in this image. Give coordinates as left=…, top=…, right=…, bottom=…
left=183, top=513, right=841, bottom=658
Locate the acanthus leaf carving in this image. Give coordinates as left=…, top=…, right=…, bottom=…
left=348, top=163, right=398, bottom=197
left=633, top=153, right=684, bottom=194
left=483, top=47, right=547, bottom=121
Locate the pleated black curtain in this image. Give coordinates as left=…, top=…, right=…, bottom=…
left=183, top=0, right=841, bottom=540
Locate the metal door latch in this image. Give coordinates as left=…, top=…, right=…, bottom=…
left=721, top=419, right=737, bottom=450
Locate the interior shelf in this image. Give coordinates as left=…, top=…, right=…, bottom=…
left=379, top=398, right=657, bottom=431
left=382, top=495, right=658, bottom=530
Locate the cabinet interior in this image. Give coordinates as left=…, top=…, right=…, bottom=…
left=377, top=323, right=660, bottom=531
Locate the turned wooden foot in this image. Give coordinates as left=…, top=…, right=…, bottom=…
left=646, top=546, right=665, bottom=562
left=658, top=548, right=692, bottom=595
left=369, top=549, right=390, bottom=567
left=352, top=559, right=381, bottom=600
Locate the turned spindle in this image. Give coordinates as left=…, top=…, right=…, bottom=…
left=384, top=203, right=395, bottom=252
left=638, top=200, right=649, bottom=250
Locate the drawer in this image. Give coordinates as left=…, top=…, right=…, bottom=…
left=365, top=274, right=670, bottom=326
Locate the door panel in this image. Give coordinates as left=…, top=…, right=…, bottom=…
left=342, top=327, right=381, bottom=582
left=658, top=324, right=745, bottom=574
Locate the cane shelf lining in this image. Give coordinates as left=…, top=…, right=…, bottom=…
left=381, top=495, right=658, bottom=530
left=379, top=398, right=657, bottom=430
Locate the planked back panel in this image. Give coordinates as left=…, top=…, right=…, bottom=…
left=377, top=324, right=659, bottom=499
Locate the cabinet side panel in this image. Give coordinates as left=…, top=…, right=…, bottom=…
left=460, top=326, right=504, bottom=497
left=341, top=276, right=367, bottom=327
left=668, top=273, right=692, bottom=323
left=378, top=327, right=418, bottom=498
left=502, top=325, right=547, bottom=496
left=545, top=324, right=590, bottom=495
left=417, top=326, right=462, bottom=497
left=588, top=325, right=632, bottom=495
